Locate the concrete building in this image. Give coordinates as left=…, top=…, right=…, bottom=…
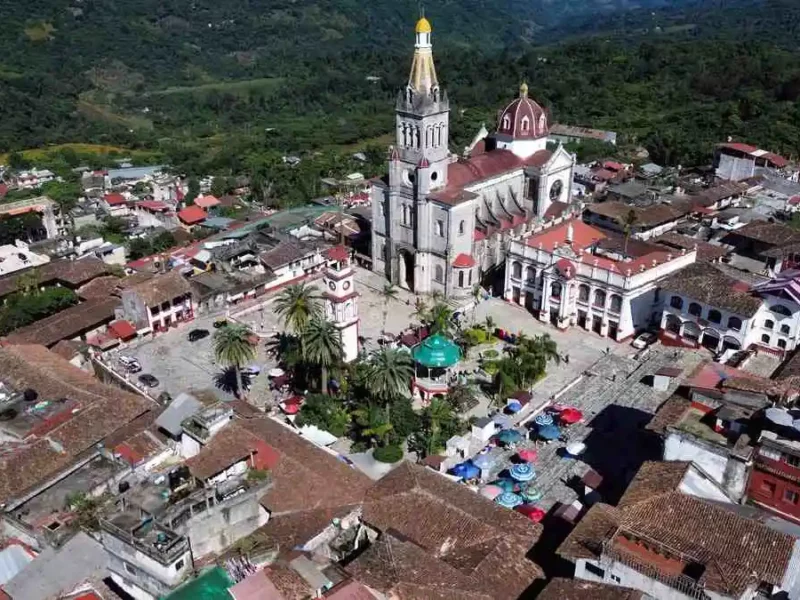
left=134, top=200, right=178, bottom=230
left=0, top=196, right=64, bottom=241
left=559, top=460, right=800, bottom=600
left=15, top=169, right=55, bottom=189
left=715, top=142, right=789, bottom=181
left=120, top=271, right=194, bottom=334
left=504, top=217, right=696, bottom=341
left=371, top=17, right=575, bottom=298
left=0, top=240, right=50, bottom=276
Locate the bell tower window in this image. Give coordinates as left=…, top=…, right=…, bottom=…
left=521, top=116, right=530, bottom=133
left=502, top=115, right=511, bottom=130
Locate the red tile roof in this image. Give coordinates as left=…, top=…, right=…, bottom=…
left=108, top=319, right=136, bottom=340
left=326, top=245, right=349, bottom=262
left=194, top=194, right=221, bottom=208
left=185, top=421, right=281, bottom=481
left=178, top=205, right=207, bottom=224
left=603, top=160, right=624, bottom=172
left=137, top=200, right=170, bottom=212
left=104, top=193, right=127, bottom=206
left=719, top=142, right=758, bottom=154
left=452, top=253, right=476, bottom=268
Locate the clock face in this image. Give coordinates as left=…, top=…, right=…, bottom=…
left=343, top=280, right=351, bottom=291
left=328, top=281, right=336, bottom=291
left=549, top=179, right=563, bottom=202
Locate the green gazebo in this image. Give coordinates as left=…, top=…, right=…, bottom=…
left=411, top=334, right=461, bottom=402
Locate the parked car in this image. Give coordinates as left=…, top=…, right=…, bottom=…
left=138, top=374, right=160, bottom=388
left=118, top=355, right=142, bottom=373
left=213, top=319, right=228, bottom=329
left=632, top=332, right=658, bottom=350
left=188, top=328, right=210, bottom=342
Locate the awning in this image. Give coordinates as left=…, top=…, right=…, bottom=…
left=108, top=319, right=137, bottom=341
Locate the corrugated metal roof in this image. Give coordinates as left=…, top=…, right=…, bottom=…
left=0, top=544, right=34, bottom=585
left=155, top=393, right=203, bottom=437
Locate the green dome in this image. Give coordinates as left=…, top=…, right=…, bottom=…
left=412, top=333, right=461, bottom=368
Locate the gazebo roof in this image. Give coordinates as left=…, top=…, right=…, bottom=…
left=411, top=333, right=461, bottom=368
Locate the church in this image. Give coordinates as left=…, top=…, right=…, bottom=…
left=371, top=16, right=576, bottom=298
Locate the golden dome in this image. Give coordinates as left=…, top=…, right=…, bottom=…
left=415, top=17, right=432, bottom=34
left=520, top=82, right=529, bottom=97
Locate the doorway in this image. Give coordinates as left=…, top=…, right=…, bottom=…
left=398, top=250, right=415, bottom=291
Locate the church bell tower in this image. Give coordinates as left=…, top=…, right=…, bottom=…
left=322, top=246, right=359, bottom=363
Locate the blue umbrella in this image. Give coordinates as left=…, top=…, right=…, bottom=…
left=496, top=429, right=522, bottom=444
left=509, top=463, right=536, bottom=482
left=534, top=413, right=554, bottom=426
left=537, top=424, right=561, bottom=440
left=451, top=461, right=480, bottom=480
left=506, top=400, right=522, bottom=414
left=521, top=487, right=543, bottom=503
left=472, top=454, right=495, bottom=470
left=495, top=492, right=524, bottom=509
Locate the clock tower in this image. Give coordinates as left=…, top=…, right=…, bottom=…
left=322, top=246, right=359, bottom=362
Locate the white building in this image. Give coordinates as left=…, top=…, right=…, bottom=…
left=660, top=263, right=800, bottom=354
left=133, top=200, right=178, bottom=230
left=0, top=240, right=50, bottom=276
left=322, top=246, right=359, bottom=362
left=504, top=217, right=696, bottom=342
left=120, top=271, right=195, bottom=334
left=16, top=168, right=55, bottom=189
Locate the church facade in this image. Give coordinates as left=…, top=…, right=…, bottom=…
left=371, top=17, right=576, bottom=298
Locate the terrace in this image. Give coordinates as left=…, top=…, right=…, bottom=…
left=101, top=510, right=189, bottom=565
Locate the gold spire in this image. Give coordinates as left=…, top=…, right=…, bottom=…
left=520, top=82, right=529, bottom=98
left=416, top=16, right=432, bottom=33
left=408, top=16, right=438, bottom=94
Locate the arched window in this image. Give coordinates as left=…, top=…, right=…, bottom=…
left=458, top=271, right=465, bottom=288
left=728, top=316, right=742, bottom=331
left=551, top=282, right=563, bottom=299
left=578, top=284, right=590, bottom=302
left=670, top=296, right=683, bottom=310
left=781, top=324, right=791, bottom=334
left=593, top=289, right=606, bottom=308
left=708, top=309, right=722, bottom=324
left=502, top=116, right=511, bottom=130
left=511, top=261, right=522, bottom=279
left=772, top=304, right=792, bottom=317
left=521, top=116, right=530, bottom=132
left=765, top=319, right=775, bottom=330
left=688, top=303, right=702, bottom=317
left=434, top=265, right=444, bottom=283
left=538, top=114, right=547, bottom=132
left=525, top=267, right=536, bottom=282
left=778, top=339, right=787, bottom=349
left=458, top=220, right=465, bottom=235
left=609, top=294, right=622, bottom=313
left=665, top=314, right=681, bottom=334
left=762, top=334, right=771, bottom=344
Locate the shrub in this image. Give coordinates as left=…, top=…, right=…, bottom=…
left=482, top=349, right=499, bottom=359
left=462, top=327, right=487, bottom=347
left=482, top=361, right=499, bottom=375
left=373, top=444, right=403, bottom=463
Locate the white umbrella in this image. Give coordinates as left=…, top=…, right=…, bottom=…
left=566, top=441, right=587, bottom=456
left=268, top=367, right=285, bottom=378
left=766, top=407, right=793, bottom=427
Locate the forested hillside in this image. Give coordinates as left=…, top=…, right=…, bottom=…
left=2, top=0, right=800, bottom=198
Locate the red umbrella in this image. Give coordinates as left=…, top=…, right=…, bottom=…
left=282, top=403, right=300, bottom=415
left=515, top=504, right=545, bottom=522
left=560, top=407, right=583, bottom=425
left=517, top=448, right=538, bottom=463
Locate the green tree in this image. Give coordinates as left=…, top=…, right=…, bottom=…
left=301, top=317, right=343, bottom=394
left=379, top=283, right=399, bottom=334
left=352, top=404, right=394, bottom=448
left=296, top=393, right=350, bottom=436
left=213, top=323, right=256, bottom=398
left=428, top=302, right=455, bottom=337
left=368, top=348, right=414, bottom=403
left=185, top=177, right=200, bottom=205
left=622, top=209, right=638, bottom=255
left=274, top=282, right=321, bottom=333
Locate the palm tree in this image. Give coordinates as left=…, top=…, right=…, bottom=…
left=484, top=315, right=496, bottom=334
left=380, top=284, right=399, bottom=334
left=274, top=283, right=321, bottom=333
left=622, top=209, right=638, bottom=255
left=368, top=348, right=414, bottom=402
left=265, top=332, right=302, bottom=369
left=471, top=284, right=482, bottom=324
left=528, top=334, right=561, bottom=365
left=425, top=397, right=455, bottom=447
left=352, top=404, right=394, bottom=447
left=301, top=317, right=343, bottom=394
left=213, top=324, right=256, bottom=398
left=428, top=302, right=454, bottom=337
left=412, top=298, right=429, bottom=327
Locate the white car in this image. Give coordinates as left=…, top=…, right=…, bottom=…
left=118, top=355, right=142, bottom=373
left=632, top=332, right=658, bottom=350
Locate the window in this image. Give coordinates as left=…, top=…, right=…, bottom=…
left=610, top=574, right=621, bottom=584
left=521, top=116, right=530, bottom=132
left=761, top=480, right=777, bottom=496
left=525, top=266, right=536, bottom=282
left=784, top=489, right=799, bottom=505
left=551, top=282, right=563, bottom=300
left=688, top=302, right=702, bottom=317
left=434, top=265, right=444, bottom=283
left=609, top=295, right=622, bottom=313
left=511, top=261, right=522, bottom=279
left=593, top=289, right=606, bottom=308
left=175, top=559, right=185, bottom=571
left=458, top=271, right=465, bottom=287
left=762, top=334, right=771, bottom=344
left=458, top=220, right=465, bottom=235
left=435, top=220, right=444, bottom=237
left=469, top=271, right=473, bottom=285
left=781, top=324, right=791, bottom=334
left=584, top=562, right=606, bottom=579
left=124, top=563, right=138, bottom=576
left=765, top=319, right=775, bottom=330
left=670, top=296, right=683, bottom=310
left=772, top=304, right=792, bottom=316
left=579, top=285, right=590, bottom=302
left=778, top=339, right=787, bottom=349
left=786, top=454, right=800, bottom=467
left=728, top=316, right=742, bottom=331
left=502, top=116, right=511, bottom=130
left=708, top=309, right=721, bottom=324
left=379, top=202, right=385, bottom=217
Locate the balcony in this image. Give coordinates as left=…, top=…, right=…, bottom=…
left=101, top=512, right=189, bottom=565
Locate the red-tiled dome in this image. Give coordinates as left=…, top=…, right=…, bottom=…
left=555, top=258, right=576, bottom=279
left=452, top=253, right=476, bottom=268
left=497, top=83, right=548, bottom=140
